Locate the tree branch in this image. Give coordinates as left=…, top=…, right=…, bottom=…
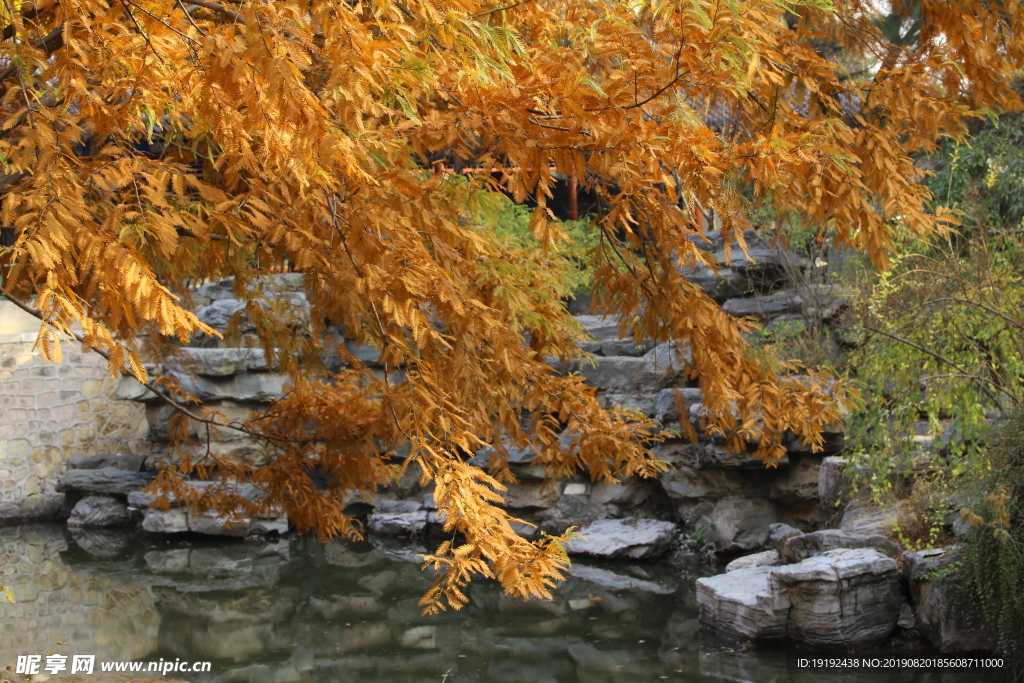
left=862, top=323, right=1013, bottom=405
left=186, top=0, right=245, bottom=24
left=0, top=23, right=63, bottom=88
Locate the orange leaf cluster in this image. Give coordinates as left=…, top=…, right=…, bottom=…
left=1, top=0, right=1021, bottom=611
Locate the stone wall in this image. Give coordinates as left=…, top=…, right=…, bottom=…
left=0, top=301, right=152, bottom=521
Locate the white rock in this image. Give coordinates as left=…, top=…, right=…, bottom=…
left=696, top=565, right=790, bottom=641
left=366, top=511, right=428, bottom=536
left=771, top=547, right=901, bottom=648
left=142, top=507, right=189, bottom=533
left=67, top=495, right=131, bottom=528
left=567, top=517, right=676, bottom=559
left=725, top=549, right=780, bottom=573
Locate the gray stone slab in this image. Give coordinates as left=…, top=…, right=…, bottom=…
left=57, top=468, right=155, bottom=495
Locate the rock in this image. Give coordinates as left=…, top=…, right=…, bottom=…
left=175, top=347, right=273, bottom=376
left=781, top=529, right=901, bottom=563
left=119, top=371, right=289, bottom=403
left=66, top=454, right=148, bottom=472
left=144, top=401, right=260, bottom=443
left=841, top=501, right=899, bottom=536
left=678, top=264, right=756, bottom=301
left=567, top=517, right=676, bottom=559
left=187, top=510, right=255, bottom=537
left=818, top=455, right=851, bottom=504
left=577, top=356, right=671, bottom=393
left=572, top=315, right=622, bottom=341
left=142, top=507, right=190, bottom=533
left=57, top=468, right=156, bottom=495
left=68, top=495, right=132, bottom=528
left=655, top=441, right=788, bottom=469
left=471, top=443, right=539, bottom=468
left=642, top=340, right=691, bottom=372
left=768, top=457, right=821, bottom=504
left=599, top=392, right=659, bottom=416
left=765, top=523, right=802, bottom=556
left=196, top=293, right=309, bottom=336
left=197, top=277, right=237, bottom=301
left=533, top=479, right=652, bottom=534
left=598, top=339, right=649, bottom=356
left=367, top=511, right=428, bottom=536
left=197, top=298, right=247, bottom=331
left=566, top=564, right=675, bottom=594
left=654, top=388, right=704, bottom=424
left=139, top=504, right=288, bottom=536
left=693, top=498, right=778, bottom=551
left=660, top=465, right=746, bottom=501
left=722, top=290, right=802, bottom=320
left=897, top=601, right=917, bottom=630
left=725, top=549, right=780, bottom=573
left=501, top=481, right=559, bottom=509
left=128, top=480, right=265, bottom=508
left=373, top=500, right=424, bottom=513
left=772, top=547, right=901, bottom=648
left=903, top=546, right=993, bottom=652
left=344, top=341, right=383, bottom=367
left=696, top=565, right=790, bottom=641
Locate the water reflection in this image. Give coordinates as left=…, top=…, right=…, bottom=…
left=0, top=525, right=987, bottom=682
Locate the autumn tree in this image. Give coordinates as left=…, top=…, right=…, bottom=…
left=1, top=0, right=1021, bottom=611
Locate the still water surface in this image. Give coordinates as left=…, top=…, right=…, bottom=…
left=0, top=524, right=989, bottom=682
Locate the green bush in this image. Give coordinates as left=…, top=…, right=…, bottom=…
left=960, top=406, right=1024, bottom=673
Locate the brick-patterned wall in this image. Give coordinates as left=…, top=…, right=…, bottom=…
left=0, top=302, right=152, bottom=521
left=0, top=526, right=160, bottom=666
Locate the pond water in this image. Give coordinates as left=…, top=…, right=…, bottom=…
left=0, top=524, right=989, bottom=683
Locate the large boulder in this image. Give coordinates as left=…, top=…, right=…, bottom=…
left=781, top=529, right=901, bottom=563
left=840, top=501, right=899, bottom=536
left=57, top=468, right=155, bottom=495
left=772, top=547, right=901, bottom=648
left=696, top=565, right=790, bottom=641
left=567, top=517, right=676, bottom=559
left=692, top=498, right=778, bottom=551
left=903, top=546, right=994, bottom=652
left=67, top=495, right=132, bottom=528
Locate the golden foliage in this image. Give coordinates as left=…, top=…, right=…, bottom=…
left=1, top=0, right=1021, bottom=610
